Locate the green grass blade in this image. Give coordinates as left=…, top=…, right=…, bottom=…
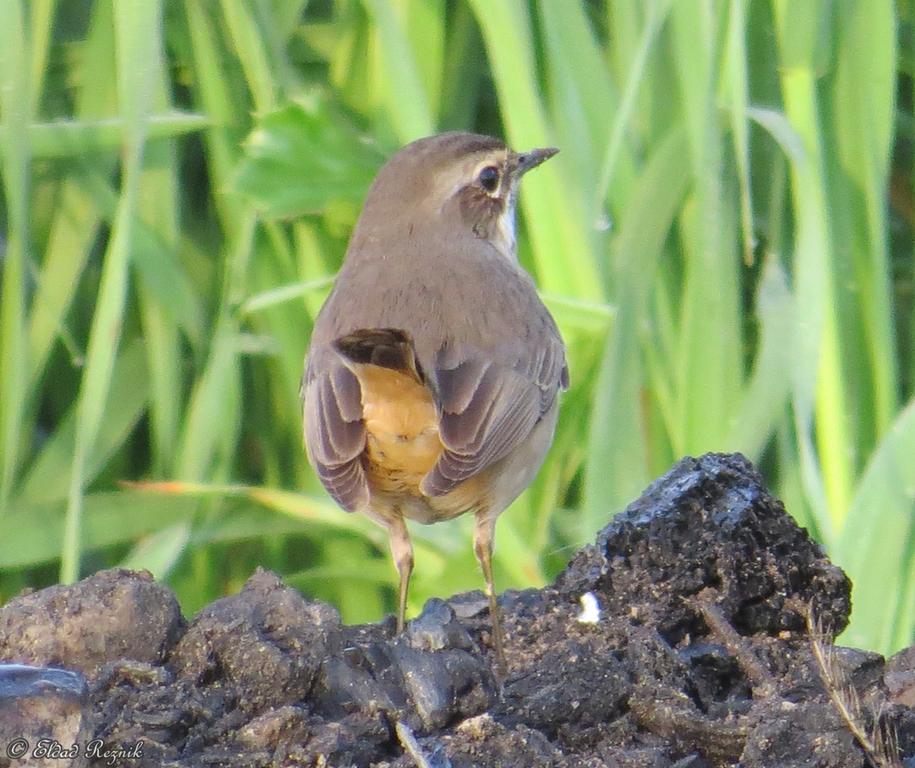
left=771, top=2, right=842, bottom=540
left=593, top=0, right=672, bottom=222
left=71, top=169, right=203, bottom=345
left=836, top=399, right=915, bottom=653
left=439, top=2, right=483, bottom=130
left=240, top=277, right=334, bottom=316
left=721, top=0, right=755, bottom=266
left=538, top=0, right=616, bottom=214
left=19, top=341, right=150, bottom=504
left=2, top=492, right=197, bottom=570
left=176, top=323, right=242, bottom=482
left=221, top=0, right=277, bottom=113
left=28, top=0, right=54, bottom=115
left=467, top=0, right=602, bottom=300
left=398, top=0, right=444, bottom=126
left=582, top=125, right=691, bottom=532
left=183, top=0, right=245, bottom=232
left=119, top=523, right=192, bottom=578
left=830, top=0, right=898, bottom=442
left=135, top=13, right=183, bottom=476
left=61, top=0, right=161, bottom=582
left=0, top=113, right=208, bottom=157
left=131, top=479, right=382, bottom=542
left=670, top=1, right=742, bottom=453
left=0, top=0, right=31, bottom=510
left=724, top=256, right=793, bottom=458
left=362, top=0, right=434, bottom=140
left=540, top=294, right=615, bottom=337
left=26, top=0, right=118, bottom=390
left=176, top=215, right=256, bottom=482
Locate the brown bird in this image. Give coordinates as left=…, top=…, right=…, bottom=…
left=302, top=132, right=568, bottom=670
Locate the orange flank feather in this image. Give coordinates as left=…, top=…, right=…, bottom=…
left=351, top=362, right=490, bottom=520
left=354, top=364, right=441, bottom=494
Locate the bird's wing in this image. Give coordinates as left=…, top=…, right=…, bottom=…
left=302, top=351, right=368, bottom=512
left=420, top=334, right=568, bottom=497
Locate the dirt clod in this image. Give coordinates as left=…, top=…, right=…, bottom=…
left=170, top=568, right=341, bottom=716
left=0, top=569, right=182, bottom=677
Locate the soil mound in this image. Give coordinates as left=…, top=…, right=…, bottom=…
left=2, top=454, right=912, bottom=767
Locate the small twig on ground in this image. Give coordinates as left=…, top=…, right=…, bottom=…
left=629, top=681, right=748, bottom=763
left=688, top=588, right=777, bottom=698
left=802, top=603, right=902, bottom=768
left=395, top=720, right=434, bottom=768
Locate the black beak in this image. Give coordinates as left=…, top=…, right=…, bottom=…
left=513, top=146, right=559, bottom=176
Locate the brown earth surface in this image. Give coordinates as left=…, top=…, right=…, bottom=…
left=1, top=453, right=914, bottom=767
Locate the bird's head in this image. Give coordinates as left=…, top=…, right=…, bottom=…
left=354, top=132, right=558, bottom=259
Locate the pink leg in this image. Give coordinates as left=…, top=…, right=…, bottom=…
left=385, top=513, right=414, bottom=633
left=473, top=511, right=505, bottom=676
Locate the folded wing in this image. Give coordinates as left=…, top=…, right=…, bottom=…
left=302, top=353, right=369, bottom=512
left=421, top=336, right=568, bottom=497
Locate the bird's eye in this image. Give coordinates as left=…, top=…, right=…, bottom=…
left=478, top=165, right=500, bottom=192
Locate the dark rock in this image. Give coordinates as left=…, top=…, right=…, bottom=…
left=831, top=647, right=886, bottom=693
left=204, top=707, right=390, bottom=768
left=0, top=664, right=91, bottom=768
left=312, top=600, right=495, bottom=733
left=405, top=598, right=475, bottom=652
left=670, top=757, right=712, bottom=768
left=0, top=569, right=182, bottom=678
left=235, top=704, right=309, bottom=749
left=887, top=645, right=915, bottom=707
left=498, top=638, right=630, bottom=739
left=411, top=714, right=563, bottom=768
left=170, top=568, right=341, bottom=716
left=291, top=711, right=391, bottom=766
left=446, top=592, right=491, bottom=621
left=740, top=701, right=861, bottom=768
left=891, top=707, right=915, bottom=763
left=558, top=453, right=851, bottom=642
left=0, top=663, right=88, bottom=702
left=391, top=643, right=494, bottom=731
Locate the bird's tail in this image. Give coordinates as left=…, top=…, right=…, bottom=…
left=333, top=328, right=424, bottom=384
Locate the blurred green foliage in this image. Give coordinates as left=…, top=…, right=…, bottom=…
left=0, top=0, right=913, bottom=654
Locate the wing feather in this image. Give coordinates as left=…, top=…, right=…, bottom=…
left=421, top=336, right=568, bottom=497
left=303, top=355, right=368, bottom=512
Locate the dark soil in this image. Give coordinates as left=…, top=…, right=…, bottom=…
left=2, top=453, right=913, bottom=767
